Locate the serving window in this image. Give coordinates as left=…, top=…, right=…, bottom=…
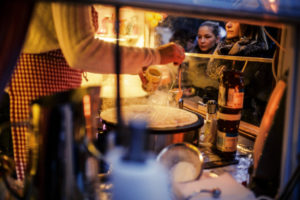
left=157, top=16, right=281, bottom=137
left=88, top=5, right=282, bottom=136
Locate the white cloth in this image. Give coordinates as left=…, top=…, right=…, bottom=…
left=174, top=172, right=256, bottom=200
left=22, top=2, right=161, bottom=74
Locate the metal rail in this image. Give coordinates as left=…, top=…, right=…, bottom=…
left=185, top=52, right=274, bottom=63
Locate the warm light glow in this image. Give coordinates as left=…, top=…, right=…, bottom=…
left=31, top=104, right=40, bottom=130
left=83, top=95, right=91, bottom=117
left=262, top=0, right=279, bottom=13
left=94, top=35, right=126, bottom=42
left=145, top=11, right=165, bottom=28
left=93, top=5, right=145, bottom=47
left=99, top=74, right=148, bottom=98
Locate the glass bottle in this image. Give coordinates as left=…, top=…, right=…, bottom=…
left=216, top=69, right=244, bottom=159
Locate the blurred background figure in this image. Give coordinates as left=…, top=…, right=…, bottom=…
left=184, top=21, right=224, bottom=102
left=207, top=21, right=274, bottom=125
left=191, top=21, right=223, bottom=54
left=215, top=21, right=268, bottom=57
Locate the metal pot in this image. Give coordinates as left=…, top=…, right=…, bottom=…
left=99, top=106, right=204, bottom=154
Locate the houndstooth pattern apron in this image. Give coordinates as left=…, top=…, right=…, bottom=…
left=8, top=5, right=98, bottom=181
left=8, top=50, right=83, bottom=180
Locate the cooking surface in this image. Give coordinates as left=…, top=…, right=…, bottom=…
left=100, top=105, right=204, bottom=134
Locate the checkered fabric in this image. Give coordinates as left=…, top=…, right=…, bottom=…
left=91, top=6, right=98, bottom=32
left=8, top=49, right=82, bottom=180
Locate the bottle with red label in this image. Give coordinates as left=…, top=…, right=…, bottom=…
left=216, top=69, right=244, bottom=158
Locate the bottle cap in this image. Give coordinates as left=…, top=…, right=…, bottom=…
left=207, top=100, right=217, bottom=114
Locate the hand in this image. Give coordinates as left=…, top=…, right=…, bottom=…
left=138, top=66, right=162, bottom=93
left=138, top=66, right=148, bottom=89
left=157, top=42, right=185, bottom=65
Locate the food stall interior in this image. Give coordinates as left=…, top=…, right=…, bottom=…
left=0, top=0, right=300, bottom=199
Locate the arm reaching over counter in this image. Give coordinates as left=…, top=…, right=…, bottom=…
left=8, top=2, right=185, bottom=181
left=22, top=3, right=185, bottom=74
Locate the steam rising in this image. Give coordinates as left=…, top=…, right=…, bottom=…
left=186, top=57, right=219, bottom=89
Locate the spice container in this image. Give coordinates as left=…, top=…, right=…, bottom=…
left=199, top=100, right=217, bottom=148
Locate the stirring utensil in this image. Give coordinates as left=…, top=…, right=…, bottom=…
left=175, top=64, right=183, bottom=103
left=186, top=187, right=221, bottom=199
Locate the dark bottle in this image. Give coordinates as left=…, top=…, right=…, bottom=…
left=217, top=112, right=241, bottom=130
left=218, top=69, right=244, bottom=114
left=216, top=69, right=244, bottom=158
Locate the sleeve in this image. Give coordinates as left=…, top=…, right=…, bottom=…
left=51, top=3, right=161, bottom=74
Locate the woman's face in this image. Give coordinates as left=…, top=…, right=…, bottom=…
left=197, top=26, right=218, bottom=53
left=225, top=21, right=240, bottom=39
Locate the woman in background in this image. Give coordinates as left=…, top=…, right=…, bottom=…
left=184, top=21, right=222, bottom=102
left=207, top=21, right=269, bottom=78
left=207, top=21, right=274, bottom=125
left=191, top=21, right=222, bottom=54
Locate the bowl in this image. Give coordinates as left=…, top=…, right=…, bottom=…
left=156, top=142, right=204, bottom=183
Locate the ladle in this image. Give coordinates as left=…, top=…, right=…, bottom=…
left=175, top=64, right=183, bottom=103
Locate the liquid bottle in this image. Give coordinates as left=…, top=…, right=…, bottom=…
left=199, top=100, right=217, bottom=148
left=216, top=69, right=244, bottom=159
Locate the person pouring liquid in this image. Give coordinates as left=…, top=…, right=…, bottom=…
left=7, top=2, right=185, bottom=181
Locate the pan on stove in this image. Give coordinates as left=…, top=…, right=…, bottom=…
left=100, top=104, right=204, bottom=134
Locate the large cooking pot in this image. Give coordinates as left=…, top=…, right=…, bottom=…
left=99, top=105, right=204, bottom=153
